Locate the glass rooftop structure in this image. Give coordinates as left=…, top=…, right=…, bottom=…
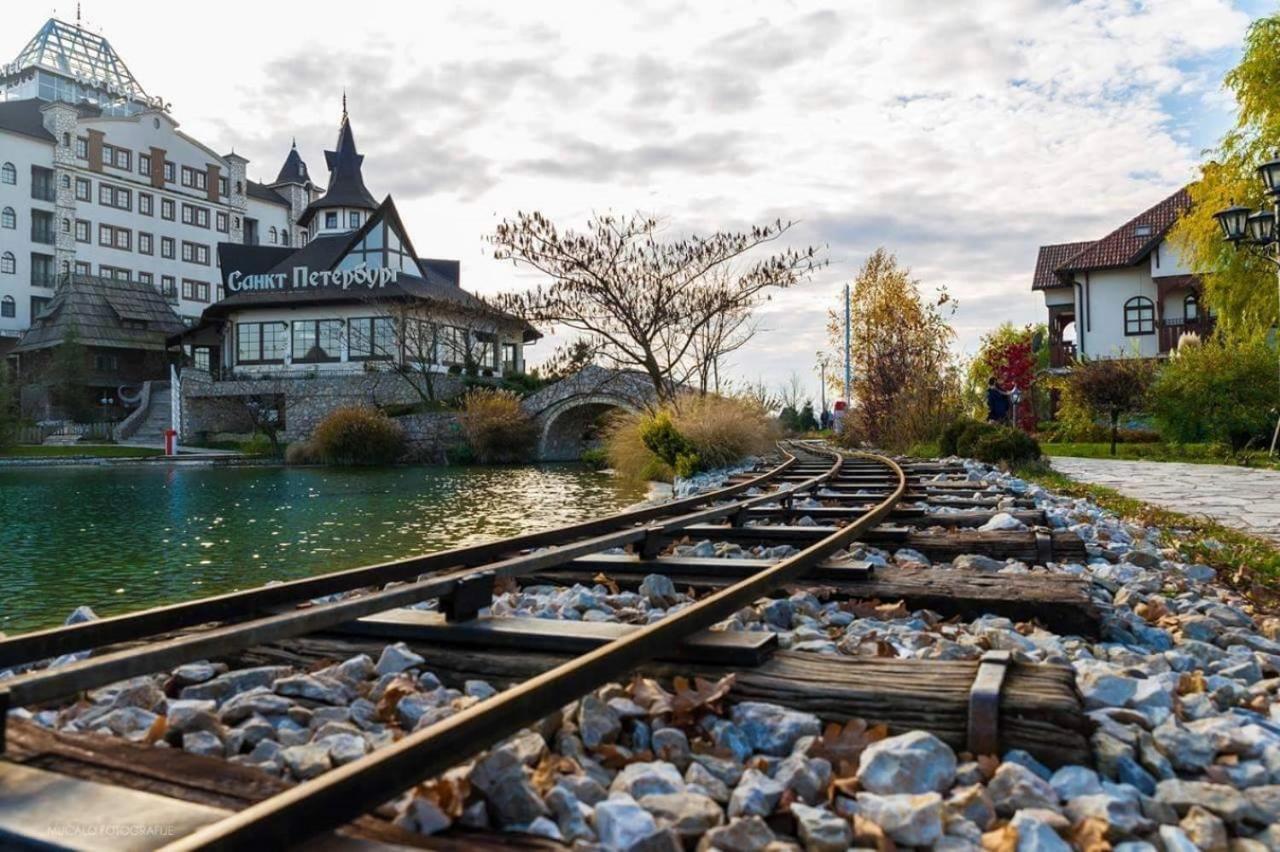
left=1, top=18, right=163, bottom=116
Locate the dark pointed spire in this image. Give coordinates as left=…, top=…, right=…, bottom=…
left=274, top=139, right=310, bottom=186
left=297, top=97, right=377, bottom=227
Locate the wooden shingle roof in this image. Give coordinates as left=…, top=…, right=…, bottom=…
left=11, top=275, right=187, bottom=353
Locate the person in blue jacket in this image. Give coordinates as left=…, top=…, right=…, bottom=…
left=986, top=377, right=1012, bottom=424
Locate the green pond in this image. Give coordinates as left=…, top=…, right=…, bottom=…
left=0, top=464, right=651, bottom=634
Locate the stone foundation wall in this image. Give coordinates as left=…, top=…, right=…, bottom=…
left=180, top=371, right=465, bottom=444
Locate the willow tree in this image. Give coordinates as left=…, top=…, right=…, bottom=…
left=826, top=248, right=960, bottom=449
left=490, top=212, right=824, bottom=401
left=1169, top=15, right=1280, bottom=333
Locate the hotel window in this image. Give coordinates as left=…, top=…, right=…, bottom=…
left=31, top=296, right=50, bottom=318
left=282, top=230, right=290, bottom=247
left=160, top=275, right=177, bottom=300
left=237, top=321, right=288, bottom=364
left=98, top=224, right=131, bottom=251
left=182, top=241, right=210, bottom=265
left=182, top=204, right=210, bottom=228
left=75, top=219, right=89, bottom=242
left=161, top=198, right=175, bottom=220
left=139, top=232, right=153, bottom=255
left=163, top=161, right=175, bottom=183
left=325, top=211, right=338, bottom=230
left=161, top=237, right=175, bottom=259
left=75, top=137, right=88, bottom=159
left=292, top=319, right=344, bottom=363
left=75, top=177, right=91, bottom=201
left=216, top=211, right=228, bottom=233
left=100, top=265, right=130, bottom=281
left=349, top=211, right=361, bottom=228
left=219, top=176, right=228, bottom=197
left=268, top=226, right=277, bottom=244
left=0, top=296, right=13, bottom=318
left=181, top=279, right=210, bottom=303
left=99, top=184, right=132, bottom=211
left=139, top=193, right=153, bottom=216
left=138, top=153, right=151, bottom=176
left=347, top=317, right=396, bottom=360
left=1124, top=296, right=1155, bottom=336
left=102, top=144, right=131, bottom=171
left=0, top=207, right=13, bottom=229
left=137, top=271, right=153, bottom=289
left=0, top=163, right=14, bottom=185
left=61, top=174, right=70, bottom=190
left=62, top=217, right=70, bottom=233
left=74, top=261, right=90, bottom=276
left=439, top=326, right=469, bottom=366
left=0, top=252, right=14, bottom=274
left=181, top=166, right=207, bottom=191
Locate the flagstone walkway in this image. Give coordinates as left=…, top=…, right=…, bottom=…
left=1049, top=457, right=1280, bottom=545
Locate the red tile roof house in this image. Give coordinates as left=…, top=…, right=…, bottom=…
left=1032, top=187, right=1212, bottom=368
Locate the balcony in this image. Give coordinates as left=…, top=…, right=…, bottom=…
left=31, top=272, right=57, bottom=289
left=30, top=225, right=54, bottom=244
left=1049, top=340, right=1077, bottom=368
left=1159, top=316, right=1216, bottom=354
left=30, top=183, right=55, bottom=203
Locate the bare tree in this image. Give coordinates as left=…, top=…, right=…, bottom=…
left=683, top=295, right=759, bottom=395
left=491, top=212, right=824, bottom=401
left=777, top=370, right=807, bottom=412
left=727, top=377, right=781, bottom=414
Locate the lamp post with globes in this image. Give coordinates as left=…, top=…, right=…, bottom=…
left=1214, top=153, right=1280, bottom=454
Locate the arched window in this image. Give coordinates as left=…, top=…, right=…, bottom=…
left=0, top=163, right=15, bottom=185
left=1124, top=296, right=1155, bottom=336
left=62, top=217, right=70, bottom=233
left=0, top=252, right=14, bottom=274
left=61, top=174, right=70, bottom=188
left=1184, top=293, right=1199, bottom=322
left=0, top=296, right=13, bottom=318
left=268, top=226, right=277, bottom=244
left=281, top=230, right=290, bottom=247
left=0, top=207, right=13, bottom=229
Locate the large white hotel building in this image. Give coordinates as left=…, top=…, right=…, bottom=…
left=0, top=17, right=314, bottom=354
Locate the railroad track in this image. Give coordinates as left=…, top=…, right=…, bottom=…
left=0, top=443, right=1098, bottom=850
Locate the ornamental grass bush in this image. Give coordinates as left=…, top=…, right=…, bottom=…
left=939, top=416, right=1040, bottom=465
left=310, top=405, right=406, bottom=466
left=457, top=388, right=535, bottom=464
left=604, top=394, right=780, bottom=482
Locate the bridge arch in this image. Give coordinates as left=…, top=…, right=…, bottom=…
left=536, top=393, right=639, bottom=462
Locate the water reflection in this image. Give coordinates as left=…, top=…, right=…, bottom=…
left=0, top=464, right=649, bottom=633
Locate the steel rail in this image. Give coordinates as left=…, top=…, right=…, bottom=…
left=0, top=452, right=800, bottom=669
left=158, top=450, right=906, bottom=852
left=0, top=444, right=866, bottom=710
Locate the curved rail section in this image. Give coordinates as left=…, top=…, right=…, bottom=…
left=159, top=446, right=905, bottom=852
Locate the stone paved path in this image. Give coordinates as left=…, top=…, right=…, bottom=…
left=1050, top=456, right=1280, bottom=544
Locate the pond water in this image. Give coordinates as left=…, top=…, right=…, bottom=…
left=0, top=464, right=650, bottom=634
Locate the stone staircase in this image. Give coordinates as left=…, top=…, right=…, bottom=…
left=120, top=383, right=172, bottom=446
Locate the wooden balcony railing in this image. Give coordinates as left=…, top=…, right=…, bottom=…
left=1159, top=316, right=1215, bottom=354
left=1049, top=340, right=1077, bottom=368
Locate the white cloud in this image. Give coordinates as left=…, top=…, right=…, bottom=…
left=18, top=0, right=1254, bottom=403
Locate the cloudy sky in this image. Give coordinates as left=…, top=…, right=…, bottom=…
left=11, top=1, right=1268, bottom=401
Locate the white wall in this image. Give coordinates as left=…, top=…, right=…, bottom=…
left=1148, top=237, right=1196, bottom=278
left=0, top=132, right=56, bottom=336
left=1072, top=266, right=1159, bottom=358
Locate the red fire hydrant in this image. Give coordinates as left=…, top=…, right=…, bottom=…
left=163, top=428, right=178, bottom=456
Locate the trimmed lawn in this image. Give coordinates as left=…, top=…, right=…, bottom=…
left=1041, top=441, right=1278, bottom=468
left=0, top=445, right=164, bottom=459
left=1016, top=462, right=1280, bottom=605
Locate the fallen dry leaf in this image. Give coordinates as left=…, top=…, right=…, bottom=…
left=593, top=573, right=620, bottom=595
left=414, top=768, right=470, bottom=818
left=375, top=675, right=418, bottom=724
left=142, top=714, right=167, bottom=745
left=629, top=676, right=675, bottom=715
left=809, top=718, right=890, bottom=777
left=669, top=674, right=735, bottom=725
left=1178, top=671, right=1206, bottom=695
left=531, top=752, right=580, bottom=795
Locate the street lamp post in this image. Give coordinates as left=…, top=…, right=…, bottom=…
left=1215, top=156, right=1280, bottom=453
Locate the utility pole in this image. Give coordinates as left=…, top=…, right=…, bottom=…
left=819, top=362, right=826, bottom=414
left=843, top=282, right=851, bottom=404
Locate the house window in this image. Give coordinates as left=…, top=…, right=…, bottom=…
left=439, top=325, right=470, bottom=365
left=349, top=211, right=361, bottom=228
left=347, top=317, right=395, bottom=360
left=75, top=177, right=91, bottom=201
left=0, top=163, right=15, bottom=185
left=281, top=230, right=290, bottom=247
left=0, top=296, right=13, bottom=318
left=1184, top=293, right=1199, bottom=321
left=75, top=219, right=89, bottom=242
left=236, top=321, right=288, bottom=364
left=268, top=226, right=277, bottom=244
left=1, top=252, right=14, bottom=274
left=181, top=279, right=210, bottom=303
left=0, top=207, right=13, bottom=229
left=325, top=211, right=338, bottom=230
left=139, top=193, right=153, bottom=216
left=1124, top=296, right=1155, bottom=336
left=161, top=198, right=175, bottom=220
left=292, top=319, right=344, bottom=363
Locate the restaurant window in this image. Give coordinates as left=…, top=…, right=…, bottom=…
left=237, top=321, right=288, bottom=364
left=406, top=319, right=436, bottom=364
left=439, top=326, right=470, bottom=366
left=292, top=319, right=344, bottom=363
left=347, top=316, right=395, bottom=360
left=1123, top=296, right=1155, bottom=336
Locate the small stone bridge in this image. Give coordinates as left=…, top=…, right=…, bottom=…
left=522, top=366, right=656, bottom=461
